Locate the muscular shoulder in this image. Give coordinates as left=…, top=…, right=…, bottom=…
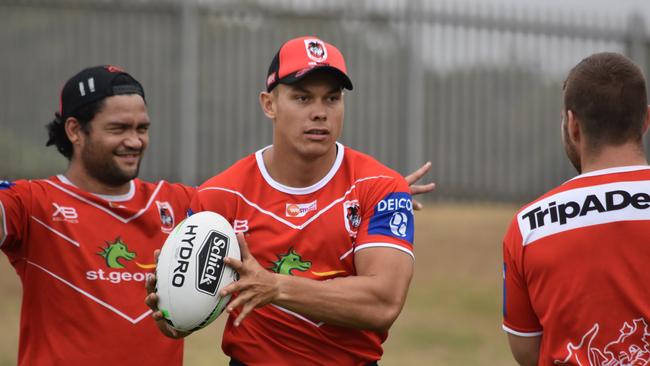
left=0, top=178, right=56, bottom=201
left=132, top=179, right=195, bottom=209
left=198, top=153, right=257, bottom=191
left=342, top=147, right=409, bottom=195
left=343, top=147, right=403, bottom=179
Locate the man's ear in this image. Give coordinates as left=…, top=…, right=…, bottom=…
left=65, top=117, right=84, bottom=146
left=566, top=109, right=581, bottom=145
left=642, top=105, right=650, bottom=136
left=259, top=91, right=276, bottom=120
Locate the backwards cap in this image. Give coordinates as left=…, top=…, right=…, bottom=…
left=59, top=65, right=145, bottom=119
left=266, top=36, right=353, bottom=92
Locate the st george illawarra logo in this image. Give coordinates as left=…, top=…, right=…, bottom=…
left=343, top=200, right=362, bottom=238
left=304, top=39, right=328, bottom=63
left=156, top=201, right=175, bottom=234
left=196, top=230, right=231, bottom=296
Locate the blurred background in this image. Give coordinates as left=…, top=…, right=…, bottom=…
left=0, top=0, right=649, bottom=365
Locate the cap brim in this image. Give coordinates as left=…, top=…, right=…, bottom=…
left=278, top=66, right=353, bottom=91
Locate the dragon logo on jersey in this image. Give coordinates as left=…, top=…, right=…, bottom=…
left=87, top=237, right=156, bottom=284
left=156, top=201, right=175, bottom=233
left=269, top=248, right=312, bottom=275
left=554, top=318, right=650, bottom=366
left=98, top=237, right=136, bottom=269
left=343, top=200, right=361, bottom=237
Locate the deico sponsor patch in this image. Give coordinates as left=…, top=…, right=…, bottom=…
left=368, top=192, right=414, bottom=243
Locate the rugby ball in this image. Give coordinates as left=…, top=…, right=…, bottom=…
left=156, top=211, right=240, bottom=332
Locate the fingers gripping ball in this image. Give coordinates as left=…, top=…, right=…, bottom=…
left=156, top=211, right=240, bottom=332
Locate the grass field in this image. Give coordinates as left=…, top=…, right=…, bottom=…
left=0, top=203, right=519, bottom=365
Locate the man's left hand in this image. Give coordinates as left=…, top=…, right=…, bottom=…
left=220, top=234, right=279, bottom=327
left=405, top=161, right=435, bottom=210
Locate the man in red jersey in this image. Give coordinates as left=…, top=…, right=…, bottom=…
left=503, top=52, right=650, bottom=366
left=0, top=66, right=193, bottom=365
left=1, top=65, right=432, bottom=365
left=148, top=36, right=418, bottom=366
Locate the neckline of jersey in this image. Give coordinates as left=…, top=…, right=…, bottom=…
left=56, top=174, right=136, bottom=202
left=565, top=165, right=650, bottom=183
left=254, top=142, right=345, bottom=195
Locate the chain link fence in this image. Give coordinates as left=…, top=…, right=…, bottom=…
left=1, top=0, right=648, bottom=201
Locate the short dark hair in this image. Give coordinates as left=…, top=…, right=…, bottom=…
left=45, top=99, right=105, bottom=160
left=563, top=52, right=648, bottom=150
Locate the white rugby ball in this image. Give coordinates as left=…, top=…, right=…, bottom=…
left=156, top=211, right=240, bottom=332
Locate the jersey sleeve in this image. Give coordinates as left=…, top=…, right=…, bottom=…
left=354, top=176, right=414, bottom=258
left=0, top=180, right=31, bottom=251
left=190, top=184, right=236, bottom=225
left=168, top=183, right=197, bottom=216
left=502, top=218, right=543, bottom=337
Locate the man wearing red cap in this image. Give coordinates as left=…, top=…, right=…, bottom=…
left=1, top=64, right=431, bottom=365
left=153, top=36, right=418, bottom=365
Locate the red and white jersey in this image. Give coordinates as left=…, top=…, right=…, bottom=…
left=0, top=175, right=194, bottom=366
left=503, top=166, right=650, bottom=366
left=191, top=143, right=415, bottom=366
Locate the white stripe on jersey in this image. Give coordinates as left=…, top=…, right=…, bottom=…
left=354, top=243, right=415, bottom=259
left=30, top=216, right=80, bottom=247
left=44, top=179, right=165, bottom=223
left=26, top=259, right=152, bottom=324
left=270, top=304, right=324, bottom=327
left=198, top=175, right=395, bottom=230
left=518, top=180, right=650, bottom=246
left=502, top=324, right=543, bottom=337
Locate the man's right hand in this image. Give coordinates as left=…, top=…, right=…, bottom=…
left=144, top=249, right=191, bottom=339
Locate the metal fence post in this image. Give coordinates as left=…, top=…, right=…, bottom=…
left=625, top=13, right=648, bottom=85
left=405, top=0, right=426, bottom=174
left=179, top=1, right=199, bottom=184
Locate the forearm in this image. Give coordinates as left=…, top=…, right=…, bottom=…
left=508, top=334, right=540, bottom=366
left=274, top=272, right=408, bottom=331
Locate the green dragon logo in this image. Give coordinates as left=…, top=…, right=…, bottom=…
left=98, top=237, right=136, bottom=269
left=270, top=248, right=312, bottom=275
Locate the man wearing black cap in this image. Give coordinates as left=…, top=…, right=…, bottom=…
left=0, top=65, right=193, bottom=365
left=1, top=64, right=431, bottom=365
left=164, top=36, right=417, bottom=365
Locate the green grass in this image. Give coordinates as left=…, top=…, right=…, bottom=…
left=0, top=204, right=519, bottom=365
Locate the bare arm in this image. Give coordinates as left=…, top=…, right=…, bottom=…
left=507, top=333, right=541, bottom=366
left=404, top=162, right=435, bottom=210
left=222, top=234, right=414, bottom=330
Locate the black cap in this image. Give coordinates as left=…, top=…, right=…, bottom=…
left=59, top=65, right=145, bottom=120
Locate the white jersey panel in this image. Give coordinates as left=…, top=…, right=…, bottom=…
left=517, top=180, right=650, bottom=246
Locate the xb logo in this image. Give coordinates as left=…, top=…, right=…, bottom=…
left=270, top=248, right=311, bottom=275
left=52, top=203, right=78, bottom=223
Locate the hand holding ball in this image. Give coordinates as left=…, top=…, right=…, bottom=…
left=155, top=211, right=240, bottom=332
